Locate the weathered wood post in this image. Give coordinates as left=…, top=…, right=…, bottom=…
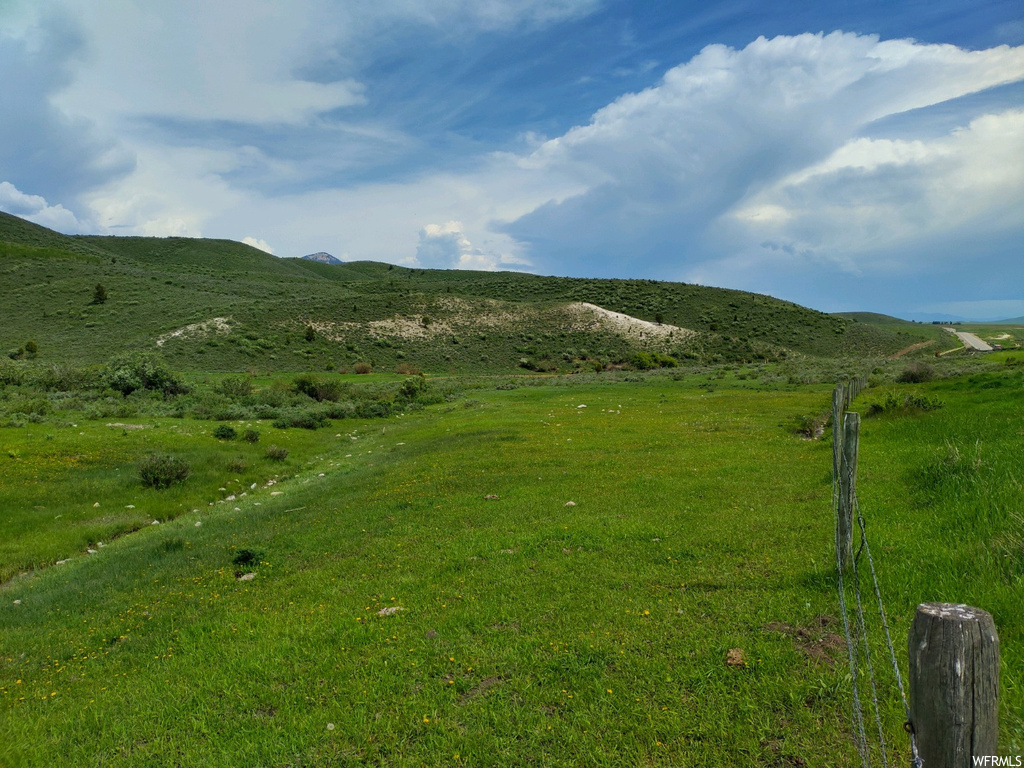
left=837, top=412, right=859, bottom=571
left=908, top=603, right=1000, bottom=767
left=832, top=383, right=845, bottom=480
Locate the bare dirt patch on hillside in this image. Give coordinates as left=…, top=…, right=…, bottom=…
left=565, top=303, right=695, bottom=343
left=156, top=317, right=232, bottom=347
left=888, top=339, right=935, bottom=359
left=303, top=299, right=696, bottom=346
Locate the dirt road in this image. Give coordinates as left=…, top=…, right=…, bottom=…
left=944, top=327, right=993, bottom=352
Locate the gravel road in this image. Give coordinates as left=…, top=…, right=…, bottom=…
left=944, top=327, right=993, bottom=352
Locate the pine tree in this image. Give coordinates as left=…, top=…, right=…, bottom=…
left=92, top=283, right=108, bottom=304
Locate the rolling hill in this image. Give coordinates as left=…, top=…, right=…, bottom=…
left=1, top=211, right=925, bottom=373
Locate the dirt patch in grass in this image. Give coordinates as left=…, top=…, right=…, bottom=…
left=888, top=340, right=936, bottom=359
left=458, top=676, right=502, bottom=705
left=764, top=616, right=844, bottom=666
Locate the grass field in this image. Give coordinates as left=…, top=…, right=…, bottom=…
left=2, top=366, right=1021, bottom=766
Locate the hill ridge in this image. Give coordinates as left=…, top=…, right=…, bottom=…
left=0, top=211, right=923, bottom=372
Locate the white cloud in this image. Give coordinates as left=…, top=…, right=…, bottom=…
left=0, top=181, right=88, bottom=233
left=415, top=220, right=529, bottom=270
left=47, top=1, right=363, bottom=127
left=242, top=236, right=275, bottom=254
left=42, top=0, right=598, bottom=129
left=729, top=109, right=1024, bottom=273
left=500, top=32, right=1024, bottom=295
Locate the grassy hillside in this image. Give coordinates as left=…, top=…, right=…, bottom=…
left=0, top=213, right=926, bottom=374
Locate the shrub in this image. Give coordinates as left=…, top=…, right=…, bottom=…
left=630, top=351, right=678, bottom=370
left=293, top=374, right=344, bottom=402
left=24, top=341, right=38, bottom=358
left=398, top=375, right=428, bottom=401
left=897, top=362, right=934, bottom=384
left=92, top=283, right=107, bottom=305
left=216, top=376, right=253, bottom=397
left=213, top=424, right=237, bottom=440
left=304, top=325, right=316, bottom=342
left=354, top=361, right=373, bottom=374
left=273, top=409, right=328, bottom=429
left=264, top=445, right=289, bottom=461
left=226, top=457, right=247, bottom=474
left=792, top=412, right=828, bottom=439
left=242, top=428, right=260, bottom=443
left=232, top=548, right=264, bottom=567
left=106, top=353, right=188, bottom=397
left=139, top=454, right=191, bottom=489
left=866, top=390, right=944, bottom=416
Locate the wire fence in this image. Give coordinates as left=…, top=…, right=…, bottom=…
left=831, top=379, right=922, bottom=768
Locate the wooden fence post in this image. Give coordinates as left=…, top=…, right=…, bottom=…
left=909, top=603, right=1000, bottom=767
left=832, top=383, right=845, bottom=479
left=837, top=412, right=859, bottom=571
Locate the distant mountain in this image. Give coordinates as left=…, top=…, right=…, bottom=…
left=301, top=251, right=343, bottom=265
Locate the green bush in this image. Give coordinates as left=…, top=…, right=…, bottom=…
left=138, top=454, right=191, bottom=489
left=293, top=374, right=344, bottom=402
left=897, top=362, right=934, bottom=384
left=629, top=351, right=678, bottom=370
left=398, top=375, right=428, bottom=401
left=106, top=353, right=189, bottom=397
left=226, top=457, right=247, bottom=474
left=242, top=428, right=260, bottom=443
left=213, top=424, right=237, bottom=440
left=232, top=548, right=264, bottom=567
left=216, top=376, right=253, bottom=397
left=272, top=409, right=328, bottom=430
left=264, top=445, right=289, bottom=461
left=867, top=390, right=944, bottom=416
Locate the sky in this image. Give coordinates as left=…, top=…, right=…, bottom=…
left=1, top=1, right=1023, bottom=320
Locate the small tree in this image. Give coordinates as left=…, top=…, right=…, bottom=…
left=304, top=325, right=316, bottom=342
left=24, top=341, right=38, bottom=358
left=92, top=283, right=108, bottom=304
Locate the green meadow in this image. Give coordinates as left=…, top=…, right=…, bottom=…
left=1, top=212, right=1022, bottom=764
left=2, top=366, right=1021, bottom=766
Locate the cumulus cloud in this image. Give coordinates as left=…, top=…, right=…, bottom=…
left=0, top=181, right=88, bottom=233
left=0, top=13, right=134, bottom=206
left=501, top=32, right=1024, bottom=291
left=729, top=109, right=1024, bottom=273
left=242, top=236, right=275, bottom=254
left=415, top=220, right=529, bottom=270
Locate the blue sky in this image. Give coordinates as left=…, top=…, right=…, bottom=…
left=1, top=1, right=1023, bottom=319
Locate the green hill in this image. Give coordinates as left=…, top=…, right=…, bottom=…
left=1, top=212, right=923, bottom=373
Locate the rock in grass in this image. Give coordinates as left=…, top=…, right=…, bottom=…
left=377, top=606, right=404, bottom=617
